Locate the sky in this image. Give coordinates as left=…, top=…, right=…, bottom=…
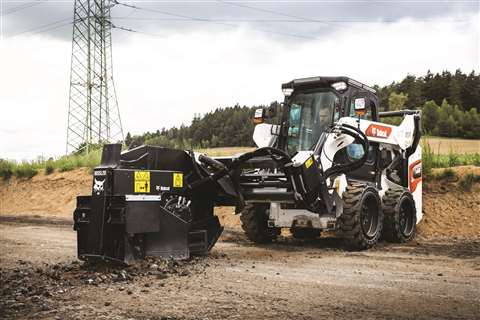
left=0, top=0, right=479, bottom=160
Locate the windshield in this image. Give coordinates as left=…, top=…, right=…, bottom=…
left=287, top=91, right=339, bottom=155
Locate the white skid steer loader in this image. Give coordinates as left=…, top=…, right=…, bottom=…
left=74, top=76, right=422, bottom=264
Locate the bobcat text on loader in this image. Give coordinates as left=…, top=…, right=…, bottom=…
left=74, top=76, right=422, bottom=264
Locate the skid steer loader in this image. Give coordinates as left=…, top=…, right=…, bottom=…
left=73, top=76, right=422, bottom=263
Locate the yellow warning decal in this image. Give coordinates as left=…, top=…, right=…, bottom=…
left=305, top=157, right=313, bottom=169
left=173, top=172, right=183, bottom=188
left=134, top=171, right=150, bottom=193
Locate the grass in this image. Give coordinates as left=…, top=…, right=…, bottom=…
left=13, top=162, right=39, bottom=179
left=0, top=159, right=14, bottom=180
left=422, top=140, right=480, bottom=177
left=0, top=149, right=102, bottom=180
left=45, top=160, right=55, bottom=175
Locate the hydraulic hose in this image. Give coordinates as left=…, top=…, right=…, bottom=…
left=188, top=147, right=292, bottom=190
left=322, top=123, right=370, bottom=179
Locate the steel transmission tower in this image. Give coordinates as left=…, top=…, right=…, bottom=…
left=66, top=0, right=124, bottom=154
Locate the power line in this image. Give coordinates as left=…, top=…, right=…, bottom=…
left=8, top=17, right=72, bottom=38
left=111, top=24, right=166, bottom=38
left=111, top=16, right=469, bottom=23
left=113, top=0, right=319, bottom=40
left=217, top=0, right=346, bottom=29
left=1, top=0, right=45, bottom=16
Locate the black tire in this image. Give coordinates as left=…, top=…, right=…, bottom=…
left=240, top=205, right=278, bottom=244
left=337, top=183, right=383, bottom=250
left=291, top=228, right=321, bottom=239
left=383, top=189, right=417, bottom=243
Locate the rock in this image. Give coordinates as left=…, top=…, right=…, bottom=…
left=105, top=301, right=111, bottom=306
left=11, top=302, right=25, bottom=309
left=87, top=279, right=94, bottom=285
left=119, top=271, right=127, bottom=281
left=127, top=290, right=133, bottom=295
left=119, top=286, right=125, bottom=291
left=41, top=303, right=50, bottom=311
left=437, top=273, right=443, bottom=276
left=157, top=273, right=168, bottom=280
left=179, top=270, right=190, bottom=277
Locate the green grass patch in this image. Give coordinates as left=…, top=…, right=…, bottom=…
left=422, top=141, right=479, bottom=176
left=0, top=159, right=14, bottom=180
left=13, top=162, right=38, bottom=179
left=45, top=160, right=55, bottom=175
left=0, top=148, right=103, bottom=180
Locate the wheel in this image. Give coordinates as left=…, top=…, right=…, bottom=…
left=382, top=189, right=417, bottom=243
left=290, top=228, right=321, bottom=239
left=240, top=205, right=279, bottom=244
left=337, top=183, right=383, bottom=250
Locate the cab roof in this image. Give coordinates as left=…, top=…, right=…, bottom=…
left=281, top=76, right=376, bottom=94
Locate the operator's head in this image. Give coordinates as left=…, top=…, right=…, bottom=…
left=318, top=108, right=330, bottom=123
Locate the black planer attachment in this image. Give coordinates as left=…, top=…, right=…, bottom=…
left=73, top=144, right=223, bottom=264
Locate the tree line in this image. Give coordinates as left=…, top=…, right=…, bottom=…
left=376, top=69, right=480, bottom=138
left=125, top=105, right=260, bottom=149
left=125, top=69, right=480, bottom=148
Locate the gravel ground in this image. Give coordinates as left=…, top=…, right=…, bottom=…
left=1, top=220, right=479, bottom=320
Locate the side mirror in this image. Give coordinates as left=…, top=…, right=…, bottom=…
left=253, top=102, right=282, bottom=124
left=354, top=97, right=366, bottom=116
left=354, top=98, right=366, bottom=111
left=253, top=108, right=264, bottom=124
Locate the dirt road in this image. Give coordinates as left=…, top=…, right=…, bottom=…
left=1, top=219, right=479, bottom=320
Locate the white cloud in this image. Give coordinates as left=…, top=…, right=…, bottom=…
left=0, top=15, right=478, bottom=160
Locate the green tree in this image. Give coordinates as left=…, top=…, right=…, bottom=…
left=421, top=100, right=440, bottom=133
left=388, top=92, right=408, bottom=111
left=125, top=132, right=132, bottom=146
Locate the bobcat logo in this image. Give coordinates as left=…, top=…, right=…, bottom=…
left=93, top=178, right=105, bottom=195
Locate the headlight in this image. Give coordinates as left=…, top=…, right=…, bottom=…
left=331, top=81, right=347, bottom=92
left=282, top=88, right=294, bottom=97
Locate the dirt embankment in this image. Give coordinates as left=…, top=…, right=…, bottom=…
left=0, top=168, right=91, bottom=218
left=419, top=166, right=480, bottom=239
left=1, top=167, right=479, bottom=239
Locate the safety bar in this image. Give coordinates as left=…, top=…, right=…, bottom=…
left=378, top=110, right=421, bottom=118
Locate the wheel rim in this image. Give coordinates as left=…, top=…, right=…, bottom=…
left=360, top=194, right=379, bottom=239
left=399, top=198, right=415, bottom=237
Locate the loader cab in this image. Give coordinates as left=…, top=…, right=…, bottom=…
left=279, top=76, right=380, bottom=184
left=279, top=76, right=379, bottom=154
